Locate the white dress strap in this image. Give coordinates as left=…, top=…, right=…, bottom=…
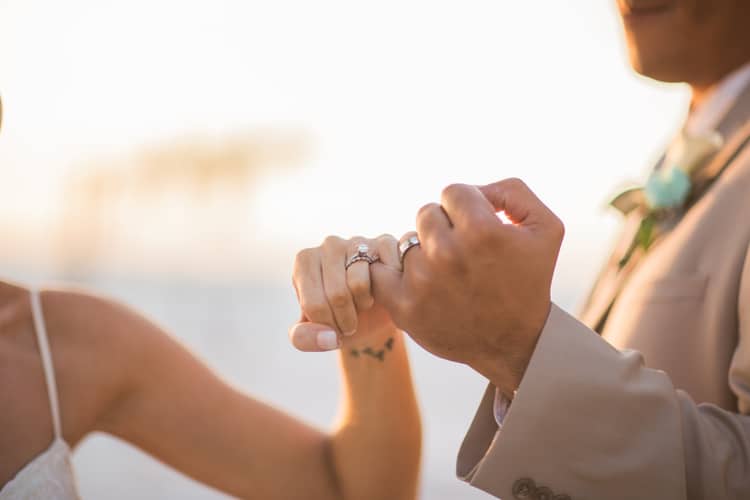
left=30, top=289, right=63, bottom=440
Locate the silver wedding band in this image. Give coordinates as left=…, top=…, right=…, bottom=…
left=345, top=243, right=380, bottom=270
left=398, top=234, right=421, bottom=264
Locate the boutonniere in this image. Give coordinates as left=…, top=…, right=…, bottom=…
left=610, top=131, right=724, bottom=270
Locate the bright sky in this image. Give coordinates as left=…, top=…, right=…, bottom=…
left=0, top=0, right=690, bottom=299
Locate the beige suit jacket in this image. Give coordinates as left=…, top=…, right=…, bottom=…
left=457, top=90, right=750, bottom=499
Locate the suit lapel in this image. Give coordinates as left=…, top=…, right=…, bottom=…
left=579, top=212, right=645, bottom=331
left=716, top=77, right=750, bottom=138
left=579, top=80, right=750, bottom=332
left=694, top=121, right=750, bottom=191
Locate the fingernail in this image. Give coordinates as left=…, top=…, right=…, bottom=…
left=317, top=330, right=339, bottom=351
left=344, top=330, right=356, bottom=337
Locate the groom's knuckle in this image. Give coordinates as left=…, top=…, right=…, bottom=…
left=417, top=202, right=439, bottom=221
left=497, top=177, right=528, bottom=200
left=503, top=177, right=526, bottom=191
left=440, top=184, right=467, bottom=205
left=441, top=183, right=467, bottom=203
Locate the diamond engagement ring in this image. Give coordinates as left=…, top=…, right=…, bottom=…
left=345, top=243, right=380, bottom=270
left=398, top=234, right=421, bottom=264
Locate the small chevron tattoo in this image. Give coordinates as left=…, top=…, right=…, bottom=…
left=350, top=337, right=395, bottom=362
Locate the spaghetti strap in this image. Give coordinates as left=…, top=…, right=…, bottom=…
left=30, top=289, right=63, bottom=440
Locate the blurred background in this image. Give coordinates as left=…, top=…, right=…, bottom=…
left=1, top=0, right=689, bottom=498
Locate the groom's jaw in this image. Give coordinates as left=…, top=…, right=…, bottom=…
left=616, top=0, right=750, bottom=90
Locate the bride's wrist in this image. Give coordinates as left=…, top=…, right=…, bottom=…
left=340, top=326, right=401, bottom=360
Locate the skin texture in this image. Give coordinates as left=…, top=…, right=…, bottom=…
left=291, top=234, right=403, bottom=348
left=616, top=0, right=750, bottom=103
left=371, top=180, right=563, bottom=398
left=291, top=180, right=564, bottom=400
left=0, top=279, right=421, bottom=500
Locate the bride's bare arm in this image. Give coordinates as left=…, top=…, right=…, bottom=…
left=288, top=234, right=422, bottom=500
left=42, top=269, right=420, bottom=500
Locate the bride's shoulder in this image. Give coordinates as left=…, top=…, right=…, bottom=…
left=37, top=287, right=176, bottom=441
left=0, top=283, right=168, bottom=446
left=41, top=287, right=168, bottom=342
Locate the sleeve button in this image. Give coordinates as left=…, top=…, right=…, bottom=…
left=512, top=478, right=536, bottom=499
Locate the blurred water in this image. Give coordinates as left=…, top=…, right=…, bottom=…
left=10, top=273, right=575, bottom=499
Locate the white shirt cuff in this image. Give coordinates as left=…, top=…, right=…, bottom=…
left=493, top=386, right=511, bottom=428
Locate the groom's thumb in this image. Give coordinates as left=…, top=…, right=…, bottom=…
left=478, top=177, right=554, bottom=230
left=370, top=262, right=406, bottom=319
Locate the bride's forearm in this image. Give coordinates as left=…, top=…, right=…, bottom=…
left=289, top=234, right=421, bottom=499
left=330, top=327, right=421, bottom=500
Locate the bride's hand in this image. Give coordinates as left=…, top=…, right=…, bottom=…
left=289, top=234, right=400, bottom=352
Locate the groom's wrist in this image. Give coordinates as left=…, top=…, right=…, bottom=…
left=470, top=328, right=545, bottom=399
left=473, top=358, right=525, bottom=400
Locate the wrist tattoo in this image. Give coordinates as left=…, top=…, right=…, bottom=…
left=350, top=337, right=395, bottom=362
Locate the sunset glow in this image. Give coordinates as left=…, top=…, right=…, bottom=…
left=1, top=0, right=689, bottom=288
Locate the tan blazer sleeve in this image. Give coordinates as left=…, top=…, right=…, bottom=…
left=456, top=246, right=750, bottom=500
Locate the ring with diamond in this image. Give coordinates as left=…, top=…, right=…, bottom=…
left=398, top=234, right=421, bottom=264
left=345, top=243, right=380, bottom=270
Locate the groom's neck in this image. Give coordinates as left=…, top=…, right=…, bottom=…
left=689, top=56, right=750, bottom=111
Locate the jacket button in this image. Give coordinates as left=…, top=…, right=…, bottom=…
left=512, top=478, right=536, bottom=499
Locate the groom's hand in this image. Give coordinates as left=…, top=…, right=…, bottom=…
left=371, top=178, right=564, bottom=397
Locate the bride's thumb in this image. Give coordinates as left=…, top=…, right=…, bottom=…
left=288, top=322, right=341, bottom=352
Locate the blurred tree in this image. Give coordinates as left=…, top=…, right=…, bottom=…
left=57, top=129, right=308, bottom=277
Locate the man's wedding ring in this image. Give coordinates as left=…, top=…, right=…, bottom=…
left=345, top=243, right=380, bottom=270
left=399, top=234, right=421, bottom=264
